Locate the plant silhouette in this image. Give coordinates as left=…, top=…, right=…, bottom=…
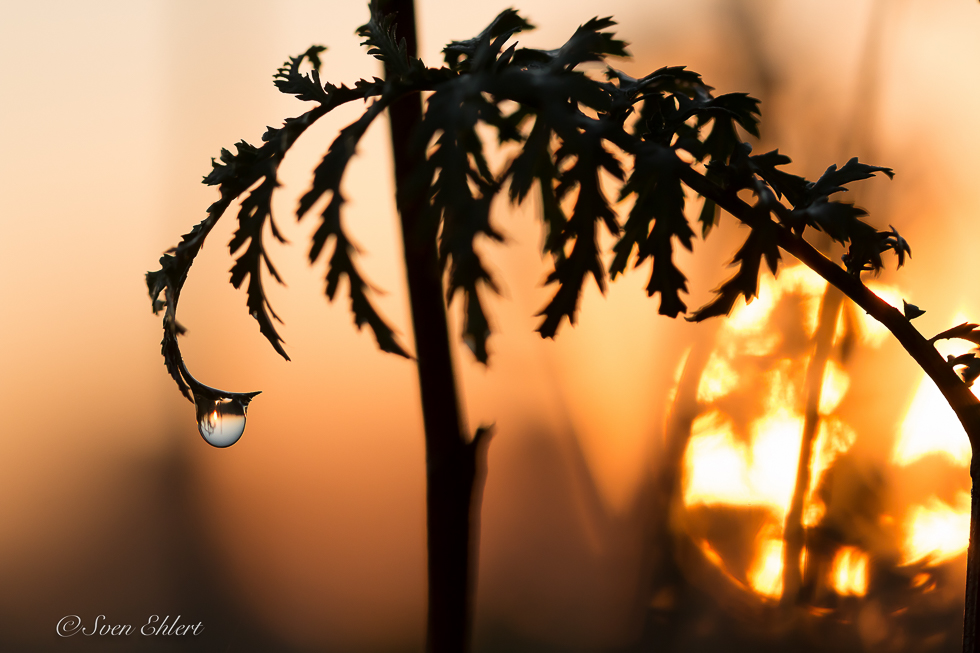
left=147, top=1, right=980, bottom=651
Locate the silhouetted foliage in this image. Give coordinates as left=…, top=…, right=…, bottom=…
left=147, top=2, right=980, bottom=651
left=148, top=1, right=907, bottom=391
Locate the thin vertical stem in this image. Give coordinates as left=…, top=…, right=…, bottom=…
left=964, top=466, right=980, bottom=653
left=781, top=286, right=843, bottom=606
left=380, top=2, right=484, bottom=652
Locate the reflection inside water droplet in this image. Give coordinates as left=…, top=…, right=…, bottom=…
left=194, top=396, right=250, bottom=448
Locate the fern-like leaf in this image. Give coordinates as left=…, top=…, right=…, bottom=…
left=358, top=0, right=415, bottom=78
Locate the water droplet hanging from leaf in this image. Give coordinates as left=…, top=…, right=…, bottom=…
left=194, top=394, right=257, bottom=448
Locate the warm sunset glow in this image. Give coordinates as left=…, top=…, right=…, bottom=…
left=722, top=264, right=828, bottom=355
left=859, top=283, right=902, bottom=347
left=762, top=362, right=802, bottom=410
left=804, top=417, right=857, bottom=527
left=683, top=266, right=834, bottom=602
left=8, top=1, right=980, bottom=650
left=894, top=313, right=978, bottom=468
left=749, top=409, right=805, bottom=519
left=684, top=410, right=752, bottom=506
left=680, top=261, right=948, bottom=607
left=902, top=493, right=971, bottom=565
left=803, top=501, right=825, bottom=528
left=912, top=573, right=932, bottom=589
left=893, top=374, right=972, bottom=467
left=833, top=306, right=847, bottom=346
left=747, top=533, right=785, bottom=600
left=726, top=265, right=827, bottom=337
left=726, top=275, right=778, bottom=333
left=683, top=407, right=804, bottom=519
left=831, top=546, right=869, bottom=596
left=779, top=264, right=828, bottom=337
left=723, top=276, right=781, bottom=356
left=818, top=360, right=850, bottom=415
left=697, top=351, right=739, bottom=403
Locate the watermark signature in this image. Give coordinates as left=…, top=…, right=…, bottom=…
left=56, top=615, right=204, bottom=637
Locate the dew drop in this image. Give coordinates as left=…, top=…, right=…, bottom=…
left=194, top=396, right=250, bottom=448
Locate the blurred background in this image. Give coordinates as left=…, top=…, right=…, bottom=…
left=3, top=0, right=980, bottom=650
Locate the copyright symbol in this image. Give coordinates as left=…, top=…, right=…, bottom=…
left=56, top=615, right=82, bottom=637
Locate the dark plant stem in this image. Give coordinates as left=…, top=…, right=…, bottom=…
left=381, top=2, right=487, bottom=651
left=966, top=469, right=980, bottom=653
left=677, top=163, right=980, bottom=653
left=781, top=286, right=843, bottom=606
left=657, top=341, right=715, bottom=643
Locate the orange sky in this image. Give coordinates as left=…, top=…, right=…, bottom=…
left=3, top=0, right=980, bottom=650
